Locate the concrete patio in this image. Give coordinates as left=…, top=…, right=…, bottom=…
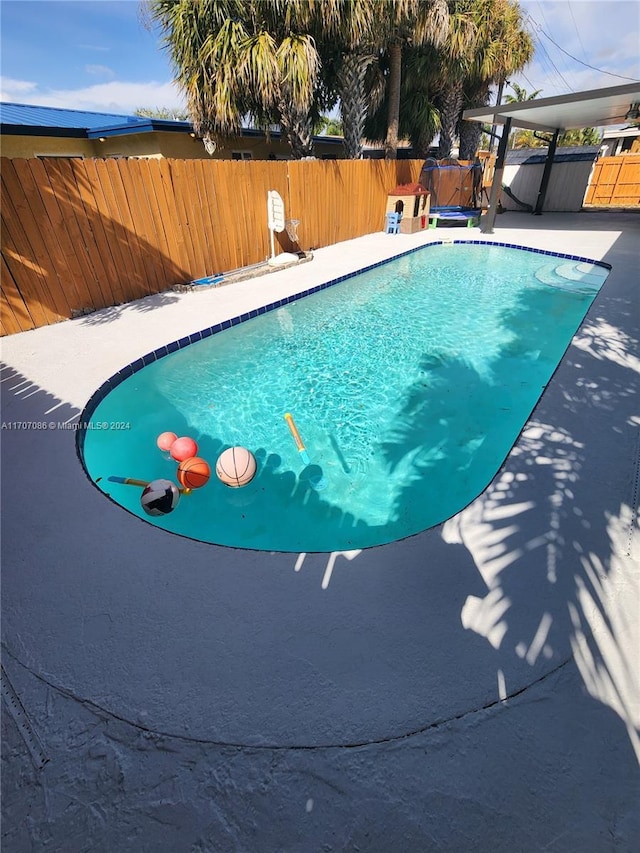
left=1, top=210, right=639, bottom=852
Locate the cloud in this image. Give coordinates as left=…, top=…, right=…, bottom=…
left=85, top=64, right=116, bottom=79
left=516, top=0, right=639, bottom=97
left=0, top=78, right=186, bottom=115
left=592, top=30, right=640, bottom=70
left=0, top=76, right=39, bottom=98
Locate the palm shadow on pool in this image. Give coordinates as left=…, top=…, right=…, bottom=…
left=380, top=282, right=598, bottom=540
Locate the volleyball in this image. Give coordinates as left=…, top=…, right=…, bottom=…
left=156, top=431, right=178, bottom=452
left=177, top=456, right=211, bottom=490
left=215, top=446, right=257, bottom=488
left=170, top=436, right=198, bottom=461
left=140, top=479, right=180, bottom=516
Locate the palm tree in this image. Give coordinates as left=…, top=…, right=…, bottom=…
left=371, top=0, right=450, bottom=160
left=134, top=106, right=191, bottom=120
left=336, top=52, right=376, bottom=157
left=401, top=46, right=442, bottom=155
left=313, top=0, right=448, bottom=160
left=457, top=82, right=490, bottom=159
left=558, top=127, right=602, bottom=146
left=504, top=81, right=542, bottom=148
left=363, top=44, right=442, bottom=157
left=440, top=0, right=534, bottom=159
left=512, top=125, right=602, bottom=150
left=148, top=1, right=244, bottom=139
left=504, top=81, right=541, bottom=103
left=510, top=128, right=544, bottom=148
left=317, top=116, right=344, bottom=135
left=434, top=1, right=477, bottom=159
left=363, top=0, right=531, bottom=160
left=148, top=0, right=322, bottom=158
left=312, top=0, right=378, bottom=159
left=272, top=31, right=321, bottom=157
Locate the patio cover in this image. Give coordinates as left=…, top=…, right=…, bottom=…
left=462, top=82, right=640, bottom=232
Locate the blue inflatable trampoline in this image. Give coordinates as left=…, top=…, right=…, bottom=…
left=420, top=158, right=483, bottom=227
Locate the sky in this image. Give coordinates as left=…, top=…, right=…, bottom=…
left=0, top=0, right=639, bottom=118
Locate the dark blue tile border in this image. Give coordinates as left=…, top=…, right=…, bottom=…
left=75, top=239, right=610, bottom=459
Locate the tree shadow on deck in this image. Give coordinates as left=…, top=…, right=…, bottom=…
left=420, top=229, right=640, bottom=763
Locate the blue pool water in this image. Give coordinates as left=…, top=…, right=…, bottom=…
left=81, top=243, right=608, bottom=552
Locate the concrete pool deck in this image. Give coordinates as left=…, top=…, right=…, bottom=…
left=1, top=210, right=639, bottom=851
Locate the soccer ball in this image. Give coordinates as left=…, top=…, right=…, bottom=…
left=141, top=479, right=180, bottom=516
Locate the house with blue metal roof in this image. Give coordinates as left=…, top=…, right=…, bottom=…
left=0, top=102, right=346, bottom=160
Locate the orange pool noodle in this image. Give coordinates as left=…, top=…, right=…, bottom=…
left=177, top=456, right=211, bottom=490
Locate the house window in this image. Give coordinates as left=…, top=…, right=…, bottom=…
left=231, top=151, right=252, bottom=160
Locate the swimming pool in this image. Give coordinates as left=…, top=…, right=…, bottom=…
left=79, top=242, right=609, bottom=552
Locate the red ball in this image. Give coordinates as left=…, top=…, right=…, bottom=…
left=157, top=431, right=178, bottom=452
left=177, top=456, right=211, bottom=490
left=170, top=436, right=198, bottom=461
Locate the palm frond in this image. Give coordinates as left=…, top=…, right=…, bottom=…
left=413, top=0, right=451, bottom=49
left=277, top=34, right=320, bottom=109
left=240, top=30, right=280, bottom=106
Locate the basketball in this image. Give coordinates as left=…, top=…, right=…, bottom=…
left=215, top=446, right=257, bottom=488
left=156, top=431, right=178, bottom=452
left=140, top=479, right=180, bottom=516
left=170, top=436, right=198, bottom=461
left=177, top=456, right=211, bottom=490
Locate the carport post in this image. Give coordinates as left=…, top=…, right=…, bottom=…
left=534, top=128, right=560, bottom=215
left=481, top=118, right=511, bottom=234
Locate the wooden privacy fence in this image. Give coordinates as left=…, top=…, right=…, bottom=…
left=1, top=156, right=424, bottom=335
left=584, top=154, right=640, bottom=206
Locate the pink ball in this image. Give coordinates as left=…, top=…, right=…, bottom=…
left=157, top=431, right=178, bottom=452
left=170, top=436, right=198, bottom=461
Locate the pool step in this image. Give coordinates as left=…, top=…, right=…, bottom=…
left=534, top=260, right=607, bottom=293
